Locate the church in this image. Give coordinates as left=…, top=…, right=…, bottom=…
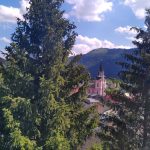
left=87, top=64, right=107, bottom=97
left=71, top=64, right=117, bottom=98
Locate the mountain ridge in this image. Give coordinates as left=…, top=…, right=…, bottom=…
left=79, top=48, right=134, bottom=78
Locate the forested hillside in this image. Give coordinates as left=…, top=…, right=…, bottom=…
left=79, top=48, right=134, bottom=78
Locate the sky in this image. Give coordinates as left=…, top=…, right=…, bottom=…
left=0, top=0, right=150, bottom=56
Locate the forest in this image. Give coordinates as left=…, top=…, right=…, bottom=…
left=0, top=0, right=150, bottom=150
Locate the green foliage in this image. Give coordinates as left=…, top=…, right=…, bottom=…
left=89, top=143, right=109, bottom=150
left=0, top=96, right=40, bottom=150
left=45, top=132, right=70, bottom=150
left=0, top=0, right=98, bottom=149
left=106, top=78, right=121, bottom=95
left=98, top=9, right=150, bottom=150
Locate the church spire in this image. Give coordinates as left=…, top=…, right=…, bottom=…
left=97, top=64, right=105, bottom=79
left=99, top=64, right=103, bottom=72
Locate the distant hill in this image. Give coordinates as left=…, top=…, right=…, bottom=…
left=0, top=48, right=133, bottom=78
left=79, top=48, right=133, bottom=78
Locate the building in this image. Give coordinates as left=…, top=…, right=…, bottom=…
left=85, top=97, right=109, bottom=114
left=70, top=64, right=119, bottom=114
left=86, top=65, right=120, bottom=113
left=87, top=64, right=107, bottom=97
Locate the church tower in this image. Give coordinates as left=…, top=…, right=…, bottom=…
left=97, top=64, right=104, bottom=80
left=95, top=64, right=106, bottom=96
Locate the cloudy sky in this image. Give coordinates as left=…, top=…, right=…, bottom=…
left=0, top=0, right=149, bottom=55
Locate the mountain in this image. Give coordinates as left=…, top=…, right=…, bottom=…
left=79, top=48, right=133, bottom=78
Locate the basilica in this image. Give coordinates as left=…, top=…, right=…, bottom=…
left=87, top=64, right=107, bottom=97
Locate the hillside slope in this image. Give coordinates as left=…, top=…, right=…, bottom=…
left=79, top=48, right=133, bottom=78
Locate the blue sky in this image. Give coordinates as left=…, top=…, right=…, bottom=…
left=0, top=0, right=150, bottom=56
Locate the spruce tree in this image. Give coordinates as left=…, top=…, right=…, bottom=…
left=97, top=9, right=150, bottom=150
left=0, top=0, right=98, bottom=149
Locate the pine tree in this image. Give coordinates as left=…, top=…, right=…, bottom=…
left=97, top=9, right=150, bottom=150
left=0, top=0, right=98, bottom=149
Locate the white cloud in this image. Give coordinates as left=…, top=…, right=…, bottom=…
left=0, top=0, right=29, bottom=23
left=72, top=35, right=131, bottom=55
left=65, top=0, right=113, bottom=22
left=0, top=0, right=112, bottom=23
left=115, top=26, right=138, bottom=41
left=0, top=37, right=11, bottom=44
left=20, top=0, right=30, bottom=14
left=144, top=25, right=147, bottom=29
left=0, top=5, right=22, bottom=23
left=115, top=26, right=137, bottom=35
left=125, top=36, right=134, bottom=41
left=63, top=13, right=70, bottom=19
left=124, top=0, right=150, bottom=19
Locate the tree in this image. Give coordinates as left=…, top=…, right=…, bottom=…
left=88, top=143, right=110, bottom=150
left=0, top=0, right=98, bottom=149
left=97, top=9, right=150, bottom=150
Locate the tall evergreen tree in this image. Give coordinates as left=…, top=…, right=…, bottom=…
left=0, top=0, right=98, bottom=149
left=97, top=9, right=150, bottom=150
